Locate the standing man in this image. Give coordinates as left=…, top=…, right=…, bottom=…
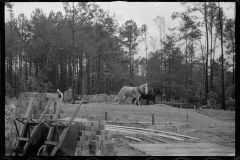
left=57, top=89, right=63, bottom=101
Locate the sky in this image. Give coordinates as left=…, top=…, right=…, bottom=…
left=5, top=2, right=234, bottom=59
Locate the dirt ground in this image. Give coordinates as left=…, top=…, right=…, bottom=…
left=61, top=101, right=235, bottom=156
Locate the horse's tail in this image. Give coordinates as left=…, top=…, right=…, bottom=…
left=114, top=88, right=122, bottom=101
left=114, top=95, right=118, bottom=101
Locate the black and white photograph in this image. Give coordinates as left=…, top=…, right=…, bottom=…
left=4, top=2, right=235, bottom=156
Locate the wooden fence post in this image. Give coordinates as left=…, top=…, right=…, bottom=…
left=152, top=112, right=155, bottom=125
left=105, top=112, right=108, bottom=121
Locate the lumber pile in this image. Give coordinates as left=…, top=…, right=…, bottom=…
left=106, top=124, right=199, bottom=142
left=107, top=121, right=176, bottom=125
left=75, top=115, right=115, bottom=156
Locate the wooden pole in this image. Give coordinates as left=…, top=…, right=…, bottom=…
left=105, top=112, right=108, bottom=121
left=152, top=112, right=155, bottom=125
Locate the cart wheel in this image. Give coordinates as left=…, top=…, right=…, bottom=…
left=10, top=141, right=17, bottom=156
left=37, top=145, right=46, bottom=156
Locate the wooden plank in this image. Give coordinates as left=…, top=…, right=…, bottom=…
left=124, top=136, right=141, bottom=142
left=16, top=97, right=34, bottom=147
left=155, top=133, right=184, bottom=141
left=145, top=150, right=235, bottom=156
left=107, top=126, right=184, bottom=141
left=149, top=150, right=235, bottom=156
left=106, top=121, right=176, bottom=124
left=24, top=97, right=34, bottom=118
left=107, top=128, right=137, bottom=134
left=20, top=99, right=54, bottom=156
left=128, top=143, right=235, bottom=156
left=107, top=124, right=198, bottom=140
left=147, top=135, right=169, bottom=143
left=129, top=143, right=222, bottom=148
left=50, top=99, right=84, bottom=156
left=136, top=135, right=156, bottom=144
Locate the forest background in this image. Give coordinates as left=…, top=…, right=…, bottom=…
left=4, top=2, right=235, bottom=110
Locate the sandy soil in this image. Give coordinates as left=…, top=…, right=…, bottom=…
left=7, top=97, right=234, bottom=156
left=61, top=102, right=235, bottom=156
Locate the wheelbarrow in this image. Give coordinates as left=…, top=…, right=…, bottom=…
left=37, top=97, right=84, bottom=156
left=10, top=98, right=54, bottom=156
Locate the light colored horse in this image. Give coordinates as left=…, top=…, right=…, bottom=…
left=114, top=83, right=148, bottom=106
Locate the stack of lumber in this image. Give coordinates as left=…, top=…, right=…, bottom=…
left=106, top=125, right=199, bottom=142
left=75, top=115, right=115, bottom=156
left=15, top=92, right=66, bottom=119
left=107, top=121, right=176, bottom=125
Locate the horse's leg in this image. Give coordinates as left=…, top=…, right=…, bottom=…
left=137, top=97, right=140, bottom=106
left=132, top=98, right=136, bottom=104
left=153, top=99, right=155, bottom=104
left=146, top=99, right=149, bottom=105
left=122, top=96, right=127, bottom=104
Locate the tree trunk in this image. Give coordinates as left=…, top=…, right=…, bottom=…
left=204, top=2, right=209, bottom=105
left=80, top=38, right=83, bottom=95
left=164, top=61, right=167, bottom=102
left=14, top=56, right=17, bottom=95
left=185, top=36, right=188, bottom=102
left=190, top=39, right=193, bottom=89
left=91, top=53, right=94, bottom=95
left=29, top=52, right=31, bottom=91
left=72, top=3, right=75, bottom=103
left=129, top=47, right=132, bottom=86
left=86, top=55, right=90, bottom=95
left=210, top=15, right=213, bottom=91
left=229, top=28, right=235, bottom=87
left=168, top=51, right=171, bottom=102
left=233, top=53, right=235, bottom=86
left=219, top=2, right=225, bottom=110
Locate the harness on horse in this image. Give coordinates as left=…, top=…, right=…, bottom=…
left=132, top=86, right=144, bottom=95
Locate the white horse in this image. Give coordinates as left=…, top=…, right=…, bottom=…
left=114, top=83, right=148, bottom=106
